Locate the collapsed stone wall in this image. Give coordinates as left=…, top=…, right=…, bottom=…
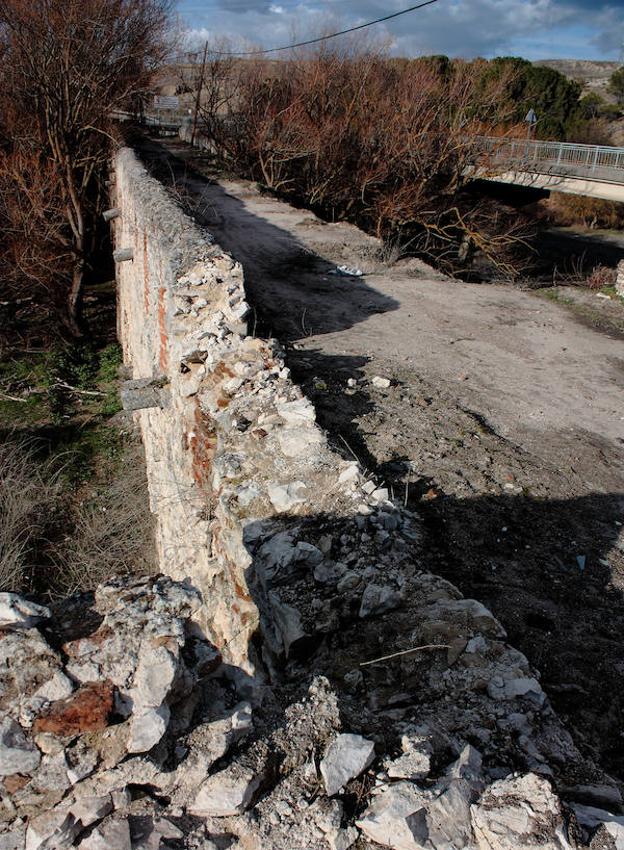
left=1, top=147, right=622, bottom=850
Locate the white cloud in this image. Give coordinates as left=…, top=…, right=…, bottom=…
left=177, top=0, right=624, bottom=60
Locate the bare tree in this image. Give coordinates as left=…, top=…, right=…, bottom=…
left=0, top=0, right=172, bottom=334
left=197, top=48, right=530, bottom=276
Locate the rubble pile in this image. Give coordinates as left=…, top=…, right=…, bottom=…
left=2, top=147, right=619, bottom=848
left=2, top=565, right=622, bottom=849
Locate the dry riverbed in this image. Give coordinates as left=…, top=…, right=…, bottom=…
left=145, top=137, right=624, bottom=786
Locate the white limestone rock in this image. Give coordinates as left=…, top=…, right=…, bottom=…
left=190, top=763, right=263, bottom=817
left=276, top=397, right=316, bottom=426
left=329, top=827, right=359, bottom=850
left=25, top=810, right=78, bottom=850
left=417, top=598, right=506, bottom=643
left=128, top=705, right=171, bottom=754
left=25, top=797, right=112, bottom=850
left=386, top=734, right=433, bottom=781
left=0, top=826, right=25, bottom=850
left=76, top=818, right=131, bottom=850
left=487, top=676, right=546, bottom=706
left=321, top=734, right=375, bottom=796
left=356, top=782, right=429, bottom=850
left=357, top=746, right=484, bottom=850
left=0, top=595, right=50, bottom=631
left=127, top=642, right=178, bottom=752
left=69, top=795, right=114, bottom=830
left=0, top=716, right=40, bottom=777
left=277, top=427, right=324, bottom=458
left=33, top=671, right=74, bottom=703
left=471, top=773, right=572, bottom=850
left=371, top=376, right=391, bottom=389
left=572, top=803, right=624, bottom=849
left=267, top=481, right=308, bottom=513
left=184, top=702, right=253, bottom=769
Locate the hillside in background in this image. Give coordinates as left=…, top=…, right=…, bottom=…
left=536, top=59, right=620, bottom=98
left=535, top=59, right=624, bottom=143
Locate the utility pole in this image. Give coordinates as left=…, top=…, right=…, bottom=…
left=191, top=41, right=209, bottom=147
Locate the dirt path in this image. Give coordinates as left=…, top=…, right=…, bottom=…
left=149, top=139, right=624, bottom=785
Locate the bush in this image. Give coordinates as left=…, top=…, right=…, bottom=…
left=608, top=67, right=624, bottom=106
left=199, top=50, right=530, bottom=276
left=541, top=194, right=624, bottom=230
left=0, top=435, right=155, bottom=596
left=586, top=265, right=616, bottom=290
left=51, top=441, right=155, bottom=595
left=0, top=440, right=61, bottom=591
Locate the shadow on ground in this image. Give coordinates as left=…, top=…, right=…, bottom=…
left=136, top=138, right=399, bottom=342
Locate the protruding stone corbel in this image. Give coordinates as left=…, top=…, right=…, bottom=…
left=113, top=247, right=134, bottom=263
left=103, top=207, right=121, bottom=221
left=120, top=376, right=170, bottom=411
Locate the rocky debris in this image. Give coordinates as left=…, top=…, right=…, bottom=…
left=320, top=733, right=375, bottom=796
left=277, top=426, right=324, bottom=458
left=358, top=746, right=485, bottom=850
left=0, top=575, right=226, bottom=844
left=183, top=701, right=253, bottom=769
left=372, top=376, right=392, bottom=389
left=267, top=481, right=308, bottom=513
left=191, top=762, right=264, bottom=816
left=572, top=804, right=624, bottom=848
left=471, top=773, right=572, bottom=850
left=385, top=733, right=433, bottom=781
left=0, top=595, right=50, bottom=631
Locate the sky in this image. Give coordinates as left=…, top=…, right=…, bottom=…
left=176, top=0, right=624, bottom=61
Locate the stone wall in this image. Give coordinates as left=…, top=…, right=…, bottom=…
left=94, top=146, right=623, bottom=849
left=113, top=147, right=381, bottom=670
left=1, top=145, right=621, bottom=850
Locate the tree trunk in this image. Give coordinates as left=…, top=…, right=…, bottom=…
left=65, top=260, right=84, bottom=337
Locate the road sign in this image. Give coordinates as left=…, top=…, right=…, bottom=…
left=153, top=95, right=180, bottom=110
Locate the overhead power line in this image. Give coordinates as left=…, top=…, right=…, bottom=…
left=208, top=0, right=441, bottom=56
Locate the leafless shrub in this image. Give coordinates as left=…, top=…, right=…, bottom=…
left=51, top=441, right=156, bottom=596
left=197, top=48, right=530, bottom=276
left=0, top=439, right=61, bottom=592
left=0, top=435, right=155, bottom=596
left=586, top=264, right=617, bottom=290
left=540, top=194, right=624, bottom=230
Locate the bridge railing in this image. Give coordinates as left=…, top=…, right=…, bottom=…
left=474, top=136, right=624, bottom=184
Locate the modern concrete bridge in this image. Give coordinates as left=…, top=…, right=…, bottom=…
left=472, top=136, right=624, bottom=202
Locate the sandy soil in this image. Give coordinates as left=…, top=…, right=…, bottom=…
left=147, top=139, right=624, bottom=785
